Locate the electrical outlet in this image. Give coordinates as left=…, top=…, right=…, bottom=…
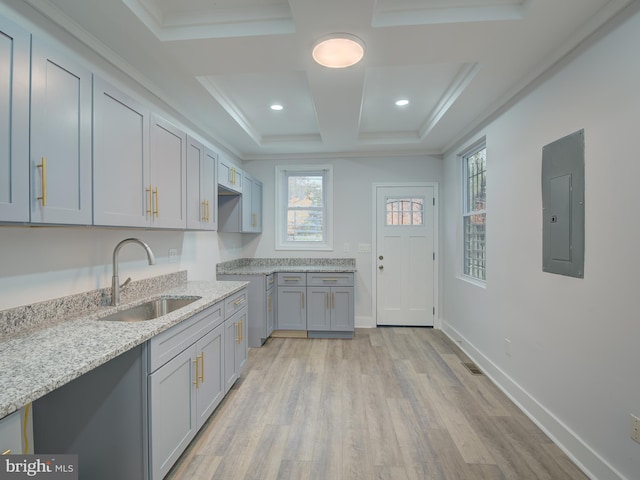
left=168, top=248, right=178, bottom=264
left=358, top=243, right=371, bottom=253
left=504, top=338, right=512, bottom=357
left=631, top=414, right=640, bottom=444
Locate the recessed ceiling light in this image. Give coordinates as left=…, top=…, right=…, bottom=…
left=312, top=33, right=365, bottom=68
left=395, top=99, right=409, bottom=106
left=270, top=104, right=284, bottom=111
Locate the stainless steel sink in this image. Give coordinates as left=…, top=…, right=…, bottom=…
left=100, top=296, right=201, bottom=322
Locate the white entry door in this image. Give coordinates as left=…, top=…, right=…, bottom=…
left=376, top=185, right=435, bottom=326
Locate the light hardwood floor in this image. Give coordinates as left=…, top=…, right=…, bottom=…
left=166, top=328, right=588, bottom=480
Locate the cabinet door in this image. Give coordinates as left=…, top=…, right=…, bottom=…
left=276, top=286, right=306, bottom=330
left=223, top=315, right=238, bottom=393
left=235, top=308, right=248, bottom=374
left=203, top=146, right=218, bottom=230
left=149, top=345, right=197, bottom=480
left=242, top=175, right=263, bottom=233
left=307, top=286, right=331, bottom=331
left=0, top=410, right=22, bottom=455
left=330, top=287, right=354, bottom=331
left=266, top=286, right=274, bottom=338
left=218, top=157, right=242, bottom=193
left=252, top=179, right=262, bottom=232
left=0, top=17, right=29, bottom=222
left=186, top=137, right=217, bottom=230
left=30, top=38, right=92, bottom=225
left=186, top=136, right=204, bottom=230
left=93, top=78, right=150, bottom=227
left=195, top=323, right=224, bottom=428
left=241, top=175, right=254, bottom=232
left=150, top=114, right=186, bottom=229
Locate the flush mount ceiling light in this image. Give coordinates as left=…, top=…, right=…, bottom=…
left=270, top=104, right=284, bottom=111
left=395, top=99, right=410, bottom=106
left=312, top=33, right=365, bottom=68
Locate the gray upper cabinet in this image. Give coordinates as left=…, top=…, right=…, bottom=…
left=149, top=114, right=187, bottom=229
left=242, top=174, right=262, bottom=233
left=218, top=157, right=242, bottom=193
left=0, top=16, right=29, bottom=223
left=30, top=38, right=92, bottom=225
left=94, top=81, right=188, bottom=229
left=186, top=135, right=217, bottom=230
left=93, top=78, right=150, bottom=227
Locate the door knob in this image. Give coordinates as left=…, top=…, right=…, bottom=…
left=379, top=265, right=384, bottom=270
left=379, top=255, right=383, bottom=260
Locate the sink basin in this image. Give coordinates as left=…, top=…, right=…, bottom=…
left=100, top=296, right=202, bottom=322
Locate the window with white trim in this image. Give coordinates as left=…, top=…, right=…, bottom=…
left=275, top=165, right=333, bottom=250
left=462, top=144, right=486, bottom=281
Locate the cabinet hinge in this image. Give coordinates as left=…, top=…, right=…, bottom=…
left=433, top=307, right=435, bottom=315
left=433, top=197, right=435, bottom=206
left=433, top=252, right=435, bottom=261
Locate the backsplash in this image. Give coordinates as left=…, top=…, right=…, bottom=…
left=0, top=271, right=187, bottom=337
left=216, top=257, right=356, bottom=272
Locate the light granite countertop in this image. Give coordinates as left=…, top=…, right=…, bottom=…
left=216, top=257, right=357, bottom=276
left=0, top=279, right=247, bottom=419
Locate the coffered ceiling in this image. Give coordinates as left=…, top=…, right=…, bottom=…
left=22, top=0, right=634, bottom=159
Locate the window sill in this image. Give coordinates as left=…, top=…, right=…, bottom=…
left=457, top=274, right=486, bottom=289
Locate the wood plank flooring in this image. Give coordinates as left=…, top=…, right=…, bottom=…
left=166, top=328, right=588, bottom=480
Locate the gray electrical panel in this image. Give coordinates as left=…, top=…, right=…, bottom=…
left=542, top=129, right=585, bottom=278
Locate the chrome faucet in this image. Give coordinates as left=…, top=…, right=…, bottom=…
left=111, top=238, right=156, bottom=306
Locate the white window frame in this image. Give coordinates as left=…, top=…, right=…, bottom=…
left=461, top=141, right=487, bottom=283
left=275, top=165, right=333, bottom=251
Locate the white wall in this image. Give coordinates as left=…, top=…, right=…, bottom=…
left=442, top=9, right=640, bottom=480
left=242, top=155, right=443, bottom=327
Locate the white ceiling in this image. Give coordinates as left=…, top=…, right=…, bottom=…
left=24, top=0, right=633, bottom=159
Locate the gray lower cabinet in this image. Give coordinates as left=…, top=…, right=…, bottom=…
left=276, top=272, right=354, bottom=337
left=276, top=272, right=307, bottom=330
left=306, top=273, right=354, bottom=337
left=148, top=298, right=228, bottom=480
left=223, top=289, right=248, bottom=392
left=217, top=273, right=274, bottom=347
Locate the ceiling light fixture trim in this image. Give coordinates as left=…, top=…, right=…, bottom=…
left=312, top=33, right=365, bottom=68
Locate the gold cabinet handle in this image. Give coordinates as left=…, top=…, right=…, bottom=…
left=252, top=213, right=257, bottom=227
left=205, top=200, right=210, bottom=222
left=236, top=321, right=240, bottom=344
left=234, top=297, right=245, bottom=306
left=37, top=156, right=47, bottom=206
left=325, top=292, right=329, bottom=309
left=146, top=185, right=153, bottom=216
left=201, top=200, right=207, bottom=222
left=2, top=449, right=11, bottom=455
left=199, top=352, right=204, bottom=384
left=240, top=320, right=243, bottom=342
left=153, top=186, right=159, bottom=217
left=193, top=356, right=199, bottom=387
left=268, top=296, right=272, bottom=312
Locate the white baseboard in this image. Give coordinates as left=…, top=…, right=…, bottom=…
left=355, top=315, right=375, bottom=328
left=440, top=320, right=627, bottom=480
